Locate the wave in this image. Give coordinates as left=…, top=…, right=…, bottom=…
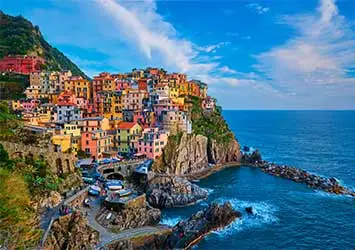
left=203, top=188, right=214, bottom=194
left=212, top=197, right=279, bottom=236
left=160, top=215, right=183, bottom=227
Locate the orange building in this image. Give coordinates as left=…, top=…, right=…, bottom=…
left=64, top=76, right=92, bottom=100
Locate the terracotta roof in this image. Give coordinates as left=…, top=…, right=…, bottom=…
left=118, top=122, right=137, bottom=129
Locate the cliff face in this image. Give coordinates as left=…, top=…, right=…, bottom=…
left=44, top=212, right=99, bottom=250
left=152, top=133, right=241, bottom=176
left=208, top=137, right=242, bottom=164
left=152, top=133, right=209, bottom=175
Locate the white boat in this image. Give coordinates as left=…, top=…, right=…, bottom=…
left=106, top=180, right=123, bottom=190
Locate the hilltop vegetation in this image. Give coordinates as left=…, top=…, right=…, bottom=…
left=0, top=11, right=87, bottom=78
left=187, top=96, right=234, bottom=144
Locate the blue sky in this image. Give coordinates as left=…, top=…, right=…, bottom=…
left=1, top=0, right=355, bottom=109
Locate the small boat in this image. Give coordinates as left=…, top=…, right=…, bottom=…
left=105, top=180, right=123, bottom=190
left=88, top=185, right=101, bottom=196
left=115, top=189, right=132, bottom=197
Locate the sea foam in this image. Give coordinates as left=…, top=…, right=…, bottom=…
left=212, top=198, right=279, bottom=236
left=160, top=215, right=183, bottom=227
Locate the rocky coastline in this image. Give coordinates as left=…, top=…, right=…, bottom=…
left=146, top=175, right=208, bottom=208
left=242, top=150, right=355, bottom=197
left=106, top=202, right=240, bottom=250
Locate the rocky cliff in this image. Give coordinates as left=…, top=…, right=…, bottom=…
left=147, top=176, right=208, bottom=208
left=44, top=212, right=99, bottom=250
left=152, top=133, right=208, bottom=175
left=208, top=137, right=241, bottom=164
left=152, top=132, right=241, bottom=176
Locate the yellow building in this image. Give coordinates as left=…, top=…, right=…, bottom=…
left=64, top=76, right=92, bottom=100
left=99, top=91, right=124, bottom=120
left=52, top=124, right=81, bottom=155
left=25, top=85, right=41, bottom=99
left=22, top=111, right=51, bottom=126
left=178, top=81, right=189, bottom=96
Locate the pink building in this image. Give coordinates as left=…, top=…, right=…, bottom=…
left=153, top=99, right=179, bottom=118
left=122, top=89, right=148, bottom=110
left=135, top=127, right=169, bottom=159
left=18, top=99, right=41, bottom=112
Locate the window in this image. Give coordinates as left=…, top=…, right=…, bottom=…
left=86, top=140, right=89, bottom=145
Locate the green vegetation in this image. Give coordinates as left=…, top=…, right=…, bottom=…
left=169, top=131, right=183, bottom=144
left=0, top=72, right=29, bottom=100
left=0, top=11, right=87, bottom=78
left=0, top=140, right=67, bottom=248
left=0, top=144, right=42, bottom=249
left=188, top=96, right=233, bottom=144
left=0, top=100, right=21, bottom=137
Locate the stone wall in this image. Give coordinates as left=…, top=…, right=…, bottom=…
left=104, top=194, right=146, bottom=211
left=99, top=159, right=145, bottom=178
left=64, top=186, right=89, bottom=208
left=0, top=141, right=77, bottom=176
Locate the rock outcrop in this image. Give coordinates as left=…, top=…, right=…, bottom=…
left=241, top=150, right=263, bottom=164
left=33, top=191, right=62, bottom=211
left=259, top=163, right=355, bottom=196
left=166, top=202, right=241, bottom=249
left=107, top=202, right=240, bottom=250
left=208, top=137, right=242, bottom=164
left=96, top=204, right=161, bottom=232
left=152, top=133, right=209, bottom=175
left=147, top=176, right=208, bottom=208
left=44, top=212, right=99, bottom=250
left=152, top=133, right=241, bottom=176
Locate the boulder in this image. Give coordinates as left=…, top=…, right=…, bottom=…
left=147, top=176, right=208, bottom=208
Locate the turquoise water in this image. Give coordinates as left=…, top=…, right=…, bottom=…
left=161, top=111, right=355, bottom=249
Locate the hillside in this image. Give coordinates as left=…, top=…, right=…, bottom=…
left=0, top=11, right=87, bottom=78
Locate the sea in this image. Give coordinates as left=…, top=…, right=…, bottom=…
left=160, top=110, right=355, bottom=249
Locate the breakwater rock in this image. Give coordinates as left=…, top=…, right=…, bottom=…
left=259, top=162, right=355, bottom=196
left=147, top=176, right=208, bottom=208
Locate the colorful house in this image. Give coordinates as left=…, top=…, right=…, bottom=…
left=0, top=55, right=44, bottom=74
left=64, top=76, right=92, bottom=100
left=52, top=124, right=81, bottom=154
left=81, top=130, right=112, bottom=159
left=56, top=103, right=82, bottom=124
left=135, top=127, right=169, bottom=159
left=122, top=89, right=148, bottom=111
left=117, top=122, right=142, bottom=154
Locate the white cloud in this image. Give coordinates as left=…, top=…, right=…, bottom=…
left=247, top=3, right=270, bottom=15
left=197, top=42, right=230, bottom=53
left=219, top=66, right=237, bottom=74
left=96, top=0, right=252, bottom=88
left=255, top=0, right=355, bottom=90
